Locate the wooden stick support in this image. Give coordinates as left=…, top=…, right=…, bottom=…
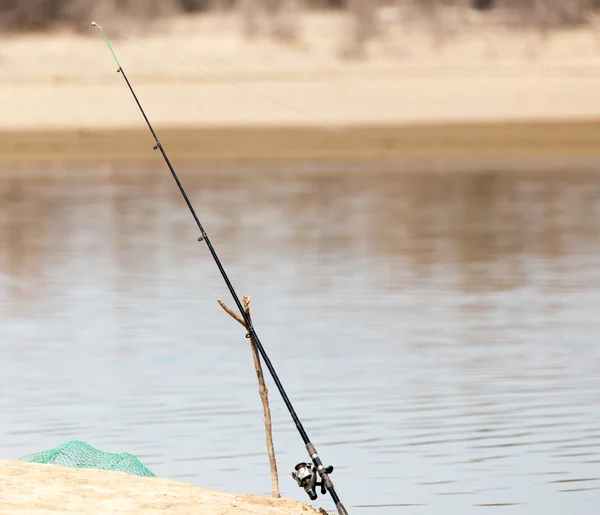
left=218, top=295, right=281, bottom=498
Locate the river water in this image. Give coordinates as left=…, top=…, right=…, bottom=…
left=1, top=161, right=599, bottom=514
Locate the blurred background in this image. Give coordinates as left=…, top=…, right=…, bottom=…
left=4, top=0, right=600, bottom=45
left=2, top=1, right=600, bottom=515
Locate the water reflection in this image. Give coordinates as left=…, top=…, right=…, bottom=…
left=1, top=162, right=600, bottom=515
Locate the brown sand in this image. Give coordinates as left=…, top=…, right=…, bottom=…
left=0, top=460, right=322, bottom=515
left=3, top=120, right=600, bottom=165
left=2, top=11, right=600, bottom=163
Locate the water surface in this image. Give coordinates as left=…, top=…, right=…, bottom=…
left=1, top=162, right=599, bottom=514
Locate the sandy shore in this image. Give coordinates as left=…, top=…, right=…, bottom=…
left=3, top=120, right=600, bottom=167
left=2, top=12, right=600, bottom=163
left=0, top=459, right=323, bottom=515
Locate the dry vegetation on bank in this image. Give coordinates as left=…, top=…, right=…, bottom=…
left=3, top=0, right=600, bottom=49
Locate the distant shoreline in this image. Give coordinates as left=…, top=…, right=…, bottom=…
left=3, top=12, right=600, bottom=168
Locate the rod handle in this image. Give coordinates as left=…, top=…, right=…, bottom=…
left=336, top=502, right=349, bottom=515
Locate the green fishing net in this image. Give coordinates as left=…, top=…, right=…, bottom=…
left=20, top=440, right=156, bottom=477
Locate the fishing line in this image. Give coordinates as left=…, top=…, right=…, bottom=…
left=91, top=21, right=349, bottom=515
left=116, top=34, right=396, bottom=153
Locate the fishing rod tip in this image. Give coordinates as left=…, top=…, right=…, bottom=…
left=91, top=21, right=102, bottom=31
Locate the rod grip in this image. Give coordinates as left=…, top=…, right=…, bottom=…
left=336, top=502, right=349, bottom=515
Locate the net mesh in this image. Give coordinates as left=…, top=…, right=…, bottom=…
left=20, top=440, right=156, bottom=477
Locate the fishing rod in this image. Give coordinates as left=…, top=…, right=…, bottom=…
left=91, top=22, right=348, bottom=515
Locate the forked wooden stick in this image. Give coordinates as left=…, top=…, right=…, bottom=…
left=218, top=295, right=281, bottom=498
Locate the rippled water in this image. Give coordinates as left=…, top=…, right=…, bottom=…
left=1, top=162, right=600, bottom=514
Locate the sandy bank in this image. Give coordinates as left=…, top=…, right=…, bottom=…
left=2, top=12, right=600, bottom=163
left=0, top=459, right=323, bottom=515
left=2, top=120, right=600, bottom=168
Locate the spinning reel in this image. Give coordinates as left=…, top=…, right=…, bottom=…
left=292, top=462, right=335, bottom=501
